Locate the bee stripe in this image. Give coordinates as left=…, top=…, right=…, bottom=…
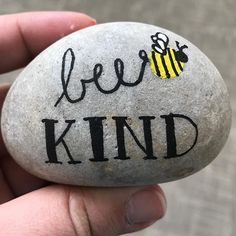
left=169, top=49, right=182, bottom=75
left=151, top=51, right=160, bottom=76
left=168, top=48, right=179, bottom=77
left=161, top=54, right=170, bottom=78
left=156, top=53, right=166, bottom=78
left=164, top=50, right=176, bottom=78
left=177, top=60, right=183, bottom=71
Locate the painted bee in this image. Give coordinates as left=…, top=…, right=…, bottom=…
left=148, top=32, right=188, bottom=79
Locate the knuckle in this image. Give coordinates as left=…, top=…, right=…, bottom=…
left=66, top=188, right=93, bottom=236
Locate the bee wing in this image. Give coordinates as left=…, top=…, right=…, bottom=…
left=152, top=40, right=167, bottom=55
left=156, top=32, right=168, bottom=43
left=153, top=45, right=164, bottom=54
left=157, top=33, right=169, bottom=50
left=157, top=40, right=165, bottom=50
left=151, top=32, right=169, bottom=55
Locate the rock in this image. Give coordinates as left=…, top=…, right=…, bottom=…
left=1, top=22, right=231, bottom=186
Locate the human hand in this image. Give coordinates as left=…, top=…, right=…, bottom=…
left=0, top=12, right=166, bottom=236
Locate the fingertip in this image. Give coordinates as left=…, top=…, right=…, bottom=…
left=125, top=185, right=166, bottom=227
left=53, top=11, right=96, bottom=34
left=153, top=184, right=167, bottom=213
left=76, top=12, right=97, bottom=27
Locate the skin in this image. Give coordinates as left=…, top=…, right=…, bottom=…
left=0, top=12, right=166, bottom=236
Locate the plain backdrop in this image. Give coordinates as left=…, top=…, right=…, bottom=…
left=0, top=1, right=235, bottom=235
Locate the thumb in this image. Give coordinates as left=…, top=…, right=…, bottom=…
left=0, top=184, right=166, bottom=236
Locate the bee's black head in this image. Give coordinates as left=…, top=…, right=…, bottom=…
left=175, top=41, right=188, bottom=63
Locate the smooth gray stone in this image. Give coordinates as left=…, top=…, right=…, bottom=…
left=1, top=22, right=231, bottom=186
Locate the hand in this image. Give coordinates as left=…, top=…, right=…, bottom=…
left=0, top=12, right=166, bottom=236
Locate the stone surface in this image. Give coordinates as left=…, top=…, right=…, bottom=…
left=0, top=22, right=231, bottom=186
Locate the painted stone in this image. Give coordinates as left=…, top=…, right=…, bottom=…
left=1, top=22, right=231, bottom=186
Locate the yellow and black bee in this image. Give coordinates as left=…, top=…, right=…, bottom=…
left=148, top=32, right=188, bottom=79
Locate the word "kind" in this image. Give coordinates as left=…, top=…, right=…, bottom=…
left=42, top=113, right=198, bottom=164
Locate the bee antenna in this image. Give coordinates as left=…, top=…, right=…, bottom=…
left=176, top=41, right=188, bottom=51
left=175, top=41, right=180, bottom=49
left=181, top=45, right=188, bottom=50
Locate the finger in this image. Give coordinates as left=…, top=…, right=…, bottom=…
left=0, top=11, right=96, bottom=73
left=0, top=84, right=14, bottom=202
left=0, top=185, right=166, bottom=236
left=0, top=168, right=14, bottom=203
left=0, top=84, right=11, bottom=156
left=1, top=154, right=49, bottom=197
left=0, top=84, right=48, bottom=197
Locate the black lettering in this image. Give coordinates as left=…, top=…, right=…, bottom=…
left=42, top=119, right=81, bottom=164
left=112, top=116, right=157, bottom=160
left=55, top=48, right=149, bottom=106
left=83, top=117, right=108, bottom=162
left=160, top=113, right=198, bottom=159
left=139, top=116, right=156, bottom=159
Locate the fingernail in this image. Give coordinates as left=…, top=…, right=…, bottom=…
left=80, top=13, right=96, bottom=26
left=90, top=17, right=97, bottom=25
left=126, top=187, right=166, bottom=225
